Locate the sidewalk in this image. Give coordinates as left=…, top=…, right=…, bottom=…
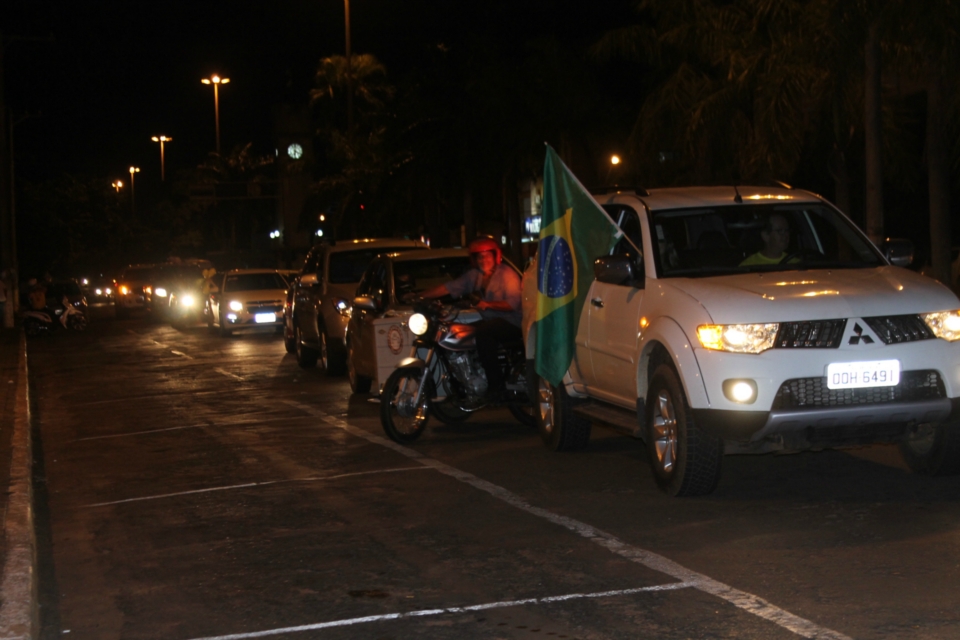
left=0, top=328, right=37, bottom=639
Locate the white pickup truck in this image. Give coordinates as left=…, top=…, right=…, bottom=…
left=523, top=185, right=960, bottom=496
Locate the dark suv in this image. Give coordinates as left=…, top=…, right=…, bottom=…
left=287, top=238, right=426, bottom=373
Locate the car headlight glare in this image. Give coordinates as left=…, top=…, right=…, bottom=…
left=408, top=313, right=429, bottom=336
left=697, top=323, right=779, bottom=354
left=922, top=310, right=960, bottom=341
left=155, top=287, right=168, bottom=298
left=229, top=300, right=244, bottom=312
left=119, top=285, right=129, bottom=295
left=181, top=294, right=196, bottom=308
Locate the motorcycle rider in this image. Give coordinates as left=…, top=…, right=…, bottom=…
left=420, top=237, right=523, bottom=401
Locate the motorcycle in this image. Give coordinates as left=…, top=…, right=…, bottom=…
left=22, top=296, right=88, bottom=337
left=379, top=299, right=535, bottom=443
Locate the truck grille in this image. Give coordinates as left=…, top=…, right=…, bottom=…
left=774, top=319, right=846, bottom=349
left=862, top=315, right=934, bottom=344
left=771, top=370, right=945, bottom=410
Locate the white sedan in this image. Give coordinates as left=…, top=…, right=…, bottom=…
left=207, top=269, right=289, bottom=336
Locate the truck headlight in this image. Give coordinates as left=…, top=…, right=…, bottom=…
left=155, top=287, right=167, bottom=298
left=922, top=310, right=960, bottom=341
left=697, top=323, right=779, bottom=354
left=229, top=300, right=244, bottom=312
left=408, top=313, right=429, bottom=336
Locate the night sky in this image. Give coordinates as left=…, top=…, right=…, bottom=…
left=4, top=0, right=636, bottom=189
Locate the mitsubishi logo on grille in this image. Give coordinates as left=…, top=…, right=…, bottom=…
left=848, top=323, right=874, bottom=345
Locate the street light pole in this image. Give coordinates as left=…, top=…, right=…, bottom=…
left=201, top=75, right=230, bottom=155
left=111, top=180, right=123, bottom=193
left=151, top=135, right=172, bottom=181
left=128, top=166, right=140, bottom=216
left=344, top=0, right=353, bottom=132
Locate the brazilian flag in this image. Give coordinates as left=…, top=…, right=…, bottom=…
left=536, top=145, right=621, bottom=386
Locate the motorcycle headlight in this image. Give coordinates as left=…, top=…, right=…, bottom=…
left=119, top=285, right=130, bottom=295
left=229, top=300, right=244, bottom=312
left=181, top=294, right=196, bottom=308
left=334, top=298, right=352, bottom=317
left=408, top=313, right=429, bottom=336
left=922, top=310, right=960, bottom=341
left=697, top=323, right=779, bottom=354
left=155, top=287, right=168, bottom=298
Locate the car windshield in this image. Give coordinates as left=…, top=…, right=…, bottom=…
left=393, top=257, right=472, bottom=297
left=223, top=273, right=287, bottom=292
left=329, top=247, right=420, bottom=284
left=121, top=266, right=158, bottom=282
left=158, top=265, right=203, bottom=282
left=650, top=203, right=885, bottom=278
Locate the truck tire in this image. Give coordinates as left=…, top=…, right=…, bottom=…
left=324, top=330, right=348, bottom=376
left=645, top=364, right=723, bottom=497
left=295, top=324, right=319, bottom=369
left=537, top=376, right=591, bottom=451
left=899, top=422, right=960, bottom=476
left=346, top=340, right=372, bottom=394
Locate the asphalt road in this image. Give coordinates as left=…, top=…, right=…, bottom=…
left=26, top=306, right=960, bottom=639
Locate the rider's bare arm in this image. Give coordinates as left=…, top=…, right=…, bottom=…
left=419, top=284, right=451, bottom=300
left=476, top=299, right=513, bottom=312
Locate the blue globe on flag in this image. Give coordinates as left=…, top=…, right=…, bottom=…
left=538, top=236, right=574, bottom=298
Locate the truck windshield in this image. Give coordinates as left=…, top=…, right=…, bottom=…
left=650, top=203, right=884, bottom=278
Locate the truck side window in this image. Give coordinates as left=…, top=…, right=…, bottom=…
left=602, top=205, right=645, bottom=286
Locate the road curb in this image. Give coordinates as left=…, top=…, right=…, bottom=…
left=0, top=332, right=38, bottom=639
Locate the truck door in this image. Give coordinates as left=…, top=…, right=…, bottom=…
left=586, top=205, right=645, bottom=407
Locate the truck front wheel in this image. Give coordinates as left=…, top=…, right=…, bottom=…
left=899, top=422, right=960, bottom=476
left=645, top=364, right=723, bottom=497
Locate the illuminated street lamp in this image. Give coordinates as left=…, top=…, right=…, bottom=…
left=111, top=180, right=123, bottom=192
left=201, top=74, right=230, bottom=154
left=128, top=166, right=140, bottom=215
left=151, top=135, right=172, bottom=181
left=605, top=154, right=622, bottom=183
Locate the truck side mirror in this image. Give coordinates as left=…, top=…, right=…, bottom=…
left=881, top=238, right=914, bottom=267
left=594, top=255, right=644, bottom=286
left=352, top=296, right=378, bottom=312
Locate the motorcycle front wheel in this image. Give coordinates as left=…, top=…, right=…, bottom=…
left=380, top=367, right=432, bottom=443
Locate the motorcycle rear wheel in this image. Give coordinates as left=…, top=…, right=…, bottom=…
left=68, top=314, right=88, bottom=331
left=431, top=401, right=472, bottom=424
left=380, top=367, right=431, bottom=443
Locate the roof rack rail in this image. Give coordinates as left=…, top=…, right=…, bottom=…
left=588, top=185, right=650, bottom=197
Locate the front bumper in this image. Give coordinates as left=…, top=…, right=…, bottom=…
left=695, top=397, right=960, bottom=449
left=223, top=309, right=283, bottom=328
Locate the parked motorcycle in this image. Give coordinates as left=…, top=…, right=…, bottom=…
left=22, top=296, right=88, bottom=337
left=379, top=299, right=535, bottom=443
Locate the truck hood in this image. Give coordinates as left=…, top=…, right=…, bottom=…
left=666, top=267, right=959, bottom=323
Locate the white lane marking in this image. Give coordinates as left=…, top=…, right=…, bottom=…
left=180, top=583, right=695, bottom=640
left=215, top=368, right=244, bottom=381
left=76, top=425, right=202, bottom=441
left=74, top=415, right=317, bottom=442
left=171, top=350, right=193, bottom=359
left=81, top=467, right=427, bottom=508
left=284, top=400, right=852, bottom=640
